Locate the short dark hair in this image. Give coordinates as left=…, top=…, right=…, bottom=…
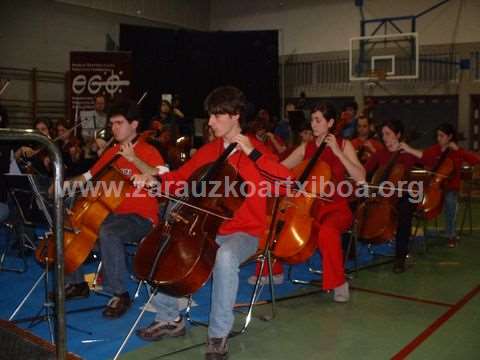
left=311, top=102, right=337, bottom=123
left=343, top=101, right=358, bottom=112
left=108, top=101, right=140, bottom=123
left=381, top=118, right=404, bottom=137
left=436, top=122, right=457, bottom=142
left=204, top=86, right=246, bottom=121
left=357, top=115, right=371, bottom=124
left=298, top=121, right=312, bottom=132
left=33, top=118, right=51, bottom=130
left=55, top=118, right=69, bottom=129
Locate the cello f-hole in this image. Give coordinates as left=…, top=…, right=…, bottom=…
left=188, top=214, right=199, bottom=236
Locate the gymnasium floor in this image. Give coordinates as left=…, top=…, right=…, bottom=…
left=123, top=230, right=480, bottom=360
left=1, top=202, right=479, bottom=360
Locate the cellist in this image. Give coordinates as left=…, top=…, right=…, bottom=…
left=350, top=115, right=384, bottom=164
left=280, top=102, right=365, bottom=302
left=52, top=101, right=165, bottom=318
left=131, top=86, right=293, bottom=360
left=414, top=123, right=480, bottom=247
left=363, top=118, right=423, bottom=273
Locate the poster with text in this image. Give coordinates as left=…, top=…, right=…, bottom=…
left=69, top=51, right=132, bottom=130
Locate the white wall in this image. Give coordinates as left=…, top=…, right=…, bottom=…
left=56, top=0, right=210, bottom=31
left=210, top=0, right=480, bottom=56
left=0, top=0, right=210, bottom=121
left=0, top=0, right=209, bottom=72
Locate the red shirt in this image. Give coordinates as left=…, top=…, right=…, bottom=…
left=421, top=144, right=480, bottom=191
left=351, top=137, right=385, bottom=164
left=351, top=137, right=384, bottom=152
left=364, top=148, right=419, bottom=177
left=89, top=139, right=165, bottom=225
left=159, top=136, right=293, bottom=237
left=263, top=134, right=287, bottom=158
left=304, top=138, right=348, bottom=204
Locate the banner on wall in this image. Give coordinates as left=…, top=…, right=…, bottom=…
left=69, top=51, right=132, bottom=134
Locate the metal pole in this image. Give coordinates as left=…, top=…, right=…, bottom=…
left=32, top=68, right=37, bottom=120
left=279, top=28, right=285, bottom=121
left=416, top=0, right=450, bottom=18
left=0, top=129, right=65, bottom=360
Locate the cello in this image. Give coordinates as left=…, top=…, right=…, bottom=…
left=415, top=149, right=454, bottom=220
left=355, top=151, right=405, bottom=244
left=269, top=139, right=331, bottom=264
left=133, top=143, right=244, bottom=297
left=35, top=140, right=133, bottom=274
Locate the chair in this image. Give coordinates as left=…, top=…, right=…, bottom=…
left=91, top=242, right=149, bottom=303
left=411, top=211, right=430, bottom=254
left=286, top=220, right=359, bottom=286
left=112, top=198, right=282, bottom=360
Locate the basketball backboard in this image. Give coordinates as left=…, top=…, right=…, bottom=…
left=349, top=32, right=419, bottom=81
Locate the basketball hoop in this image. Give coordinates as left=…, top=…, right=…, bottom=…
left=367, top=69, right=387, bottom=81
left=349, top=32, right=419, bottom=81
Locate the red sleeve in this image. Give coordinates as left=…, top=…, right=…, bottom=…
left=158, top=142, right=211, bottom=193
left=275, top=135, right=285, bottom=146
left=252, top=138, right=293, bottom=178
left=351, top=138, right=362, bottom=150
left=249, top=138, right=295, bottom=194
left=255, top=153, right=294, bottom=180
left=140, top=142, right=165, bottom=167
left=89, top=145, right=118, bottom=177
left=364, top=151, right=379, bottom=175
left=421, top=145, right=439, bottom=168
left=371, top=139, right=385, bottom=152
left=457, top=148, right=480, bottom=166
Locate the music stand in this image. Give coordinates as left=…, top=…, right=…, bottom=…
left=0, top=174, right=52, bottom=273
left=6, top=174, right=92, bottom=341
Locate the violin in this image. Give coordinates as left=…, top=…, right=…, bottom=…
left=269, top=138, right=331, bottom=264
left=133, top=143, right=244, bottom=297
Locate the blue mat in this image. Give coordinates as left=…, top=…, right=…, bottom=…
left=0, top=228, right=421, bottom=360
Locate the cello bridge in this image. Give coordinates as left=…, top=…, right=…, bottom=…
left=170, top=212, right=190, bottom=225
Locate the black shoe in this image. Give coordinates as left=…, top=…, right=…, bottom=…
left=102, top=292, right=131, bottom=318
left=393, top=258, right=406, bottom=274
left=49, top=282, right=90, bottom=301
left=205, top=337, right=229, bottom=360
left=136, top=316, right=186, bottom=341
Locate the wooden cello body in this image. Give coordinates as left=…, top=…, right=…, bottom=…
left=134, top=144, right=243, bottom=297
left=270, top=142, right=331, bottom=264
left=35, top=167, right=132, bottom=274
left=416, top=150, right=454, bottom=220
left=355, top=152, right=405, bottom=244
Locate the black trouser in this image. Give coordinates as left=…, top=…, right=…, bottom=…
left=395, top=195, right=416, bottom=259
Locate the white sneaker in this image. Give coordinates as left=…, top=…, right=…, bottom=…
left=247, top=273, right=284, bottom=285
left=333, top=281, right=350, bottom=303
